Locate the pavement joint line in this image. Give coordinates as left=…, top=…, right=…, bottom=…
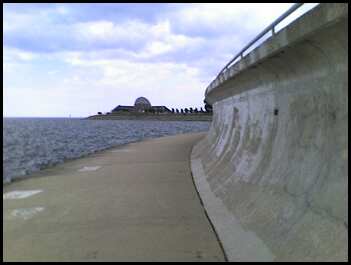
left=9, top=207, right=45, bottom=220
left=78, top=166, right=101, bottom=172
left=3, top=190, right=43, bottom=200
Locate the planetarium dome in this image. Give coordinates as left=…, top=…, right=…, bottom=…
left=134, top=97, right=151, bottom=111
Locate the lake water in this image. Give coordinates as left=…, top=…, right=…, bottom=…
left=3, top=118, right=210, bottom=184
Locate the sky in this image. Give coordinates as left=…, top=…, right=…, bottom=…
left=3, top=3, right=319, bottom=117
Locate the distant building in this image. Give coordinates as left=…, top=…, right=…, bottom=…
left=134, top=97, right=152, bottom=112
left=112, top=97, right=171, bottom=114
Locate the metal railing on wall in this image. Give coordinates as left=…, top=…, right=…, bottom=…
left=208, top=3, right=305, bottom=91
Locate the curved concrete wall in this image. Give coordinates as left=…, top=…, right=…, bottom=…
left=191, top=4, right=348, bottom=262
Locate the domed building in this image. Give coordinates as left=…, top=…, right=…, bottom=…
left=112, top=97, right=171, bottom=114
left=134, top=97, right=152, bottom=112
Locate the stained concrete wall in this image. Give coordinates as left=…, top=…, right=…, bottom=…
left=191, top=3, right=348, bottom=261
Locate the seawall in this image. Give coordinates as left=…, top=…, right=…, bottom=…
left=191, top=3, right=348, bottom=261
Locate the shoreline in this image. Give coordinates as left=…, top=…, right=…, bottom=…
left=3, top=131, right=209, bottom=187
left=86, top=114, right=212, bottom=121
left=3, top=139, right=138, bottom=187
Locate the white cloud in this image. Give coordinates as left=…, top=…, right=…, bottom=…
left=55, top=5, right=69, bottom=15
left=48, top=70, right=59, bottom=75
left=4, top=48, right=207, bottom=117
left=4, top=47, right=37, bottom=62
left=3, top=3, right=320, bottom=117
left=169, top=3, right=294, bottom=33
left=64, top=53, right=206, bottom=109
left=16, top=50, right=36, bottom=61
left=72, top=19, right=205, bottom=59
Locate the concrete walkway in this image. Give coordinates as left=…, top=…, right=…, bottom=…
left=3, top=133, right=225, bottom=262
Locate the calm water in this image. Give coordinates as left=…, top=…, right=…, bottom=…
left=3, top=118, right=210, bottom=184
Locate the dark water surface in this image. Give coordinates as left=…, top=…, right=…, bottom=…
left=3, top=118, right=210, bottom=183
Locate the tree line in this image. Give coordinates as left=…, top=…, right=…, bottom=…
left=170, top=99, right=213, bottom=114
left=170, top=107, right=211, bottom=114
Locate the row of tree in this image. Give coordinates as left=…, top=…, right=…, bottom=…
left=170, top=99, right=213, bottom=114
left=170, top=107, right=211, bottom=114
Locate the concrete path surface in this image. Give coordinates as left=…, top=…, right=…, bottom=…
left=3, top=133, right=225, bottom=262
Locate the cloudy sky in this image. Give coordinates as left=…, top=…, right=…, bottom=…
left=3, top=3, right=318, bottom=117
